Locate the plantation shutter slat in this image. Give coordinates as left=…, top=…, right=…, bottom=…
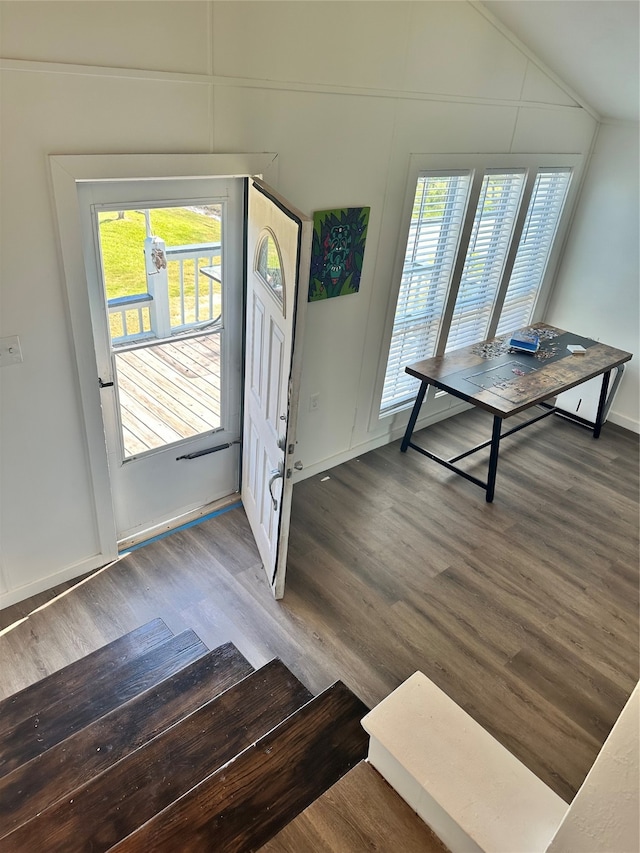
left=380, top=173, right=470, bottom=414
left=497, top=169, right=572, bottom=335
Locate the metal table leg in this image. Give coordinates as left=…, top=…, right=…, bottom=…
left=593, top=370, right=611, bottom=439
left=401, top=380, right=428, bottom=453
left=485, top=416, right=502, bottom=503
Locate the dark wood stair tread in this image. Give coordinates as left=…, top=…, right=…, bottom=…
left=0, top=642, right=253, bottom=837
left=0, top=628, right=208, bottom=777
left=0, top=618, right=173, bottom=736
left=110, top=681, right=369, bottom=853
left=259, top=760, right=451, bottom=853
left=5, top=659, right=313, bottom=853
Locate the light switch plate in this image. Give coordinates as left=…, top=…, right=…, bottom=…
left=0, top=336, right=23, bottom=366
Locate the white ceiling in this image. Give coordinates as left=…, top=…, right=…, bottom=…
left=481, top=1, right=640, bottom=122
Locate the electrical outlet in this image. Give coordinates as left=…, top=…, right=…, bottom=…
left=309, top=393, right=320, bottom=412
left=0, top=336, right=23, bottom=366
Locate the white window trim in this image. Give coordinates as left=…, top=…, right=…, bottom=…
left=372, top=152, right=584, bottom=427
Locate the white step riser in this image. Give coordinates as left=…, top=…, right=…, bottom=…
left=367, top=739, right=483, bottom=853
left=362, top=672, right=567, bottom=853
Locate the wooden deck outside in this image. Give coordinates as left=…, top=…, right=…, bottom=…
left=114, top=333, right=221, bottom=457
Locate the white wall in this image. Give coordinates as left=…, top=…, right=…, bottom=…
left=546, top=122, right=639, bottom=432
left=0, top=1, right=214, bottom=603
left=547, top=682, right=639, bottom=853
left=0, top=1, right=611, bottom=603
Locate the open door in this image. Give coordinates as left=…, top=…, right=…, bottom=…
left=242, top=179, right=312, bottom=598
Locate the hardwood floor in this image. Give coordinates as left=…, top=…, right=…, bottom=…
left=114, top=332, right=221, bottom=457
left=0, top=408, right=637, bottom=804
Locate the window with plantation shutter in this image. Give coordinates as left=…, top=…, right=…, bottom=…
left=496, top=168, right=572, bottom=336
left=445, top=171, right=525, bottom=352
left=380, top=172, right=471, bottom=414
left=378, top=156, right=578, bottom=418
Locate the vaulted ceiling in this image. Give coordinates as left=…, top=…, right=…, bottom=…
left=481, top=1, right=639, bottom=122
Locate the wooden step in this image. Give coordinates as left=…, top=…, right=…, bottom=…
left=0, top=618, right=173, bottom=736
left=0, top=628, right=208, bottom=778
left=259, top=761, right=451, bottom=853
left=110, top=681, right=369, bottom=853
left=0, top=641, right=253, bottom=837
left=4, top=659, right=313, bottom=853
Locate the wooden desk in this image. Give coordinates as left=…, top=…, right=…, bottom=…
left=401, top=324, right=632, bottom=501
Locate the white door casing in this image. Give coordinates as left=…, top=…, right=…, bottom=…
left=242, top=179, right=312, bottom=598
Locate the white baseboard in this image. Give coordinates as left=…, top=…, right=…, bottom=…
left=608, top=410, right=639, bottom=434
left=293, top=401, right=470, bottom=484
left=0, top=554, right=111, bottom=611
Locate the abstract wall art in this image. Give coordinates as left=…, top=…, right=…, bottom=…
left=308, top=206, right=370, bottom=301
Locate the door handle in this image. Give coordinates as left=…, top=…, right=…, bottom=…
left=98, top=377, right=114, bottom=388
left=268, top=467, right=283, bottom=512
left=176, top=439, right=240, bottom=461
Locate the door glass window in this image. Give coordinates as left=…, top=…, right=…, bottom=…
left=98, top=205, right=223, bottom=345
left=256, top=230, right=285, bottom=313
left=96, top=204, right=226, bottom=459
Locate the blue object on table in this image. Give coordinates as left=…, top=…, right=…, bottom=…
left=510, top=331, right=540, bottom=352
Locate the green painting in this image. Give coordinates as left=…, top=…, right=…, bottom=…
left=308, top=207, right=370, bottom=301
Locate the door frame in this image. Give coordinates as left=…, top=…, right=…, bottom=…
left=78, top=180, right=244, bottom=546
left=50, top=153, right=280, bottom=567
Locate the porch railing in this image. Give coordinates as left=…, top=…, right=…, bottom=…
left=107, top=240, right=222, bottom=346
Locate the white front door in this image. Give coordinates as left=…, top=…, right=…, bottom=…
left=242, top=179, right=312, bottom=598
left=78, top=178, right=244, bottom=545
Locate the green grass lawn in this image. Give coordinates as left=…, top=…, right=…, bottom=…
left=99, top=206, right=222, bottom=337
left=99, top=207, right=221, bottom=297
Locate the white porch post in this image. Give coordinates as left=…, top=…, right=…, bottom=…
left=144, top=235, right=172, bottom=338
